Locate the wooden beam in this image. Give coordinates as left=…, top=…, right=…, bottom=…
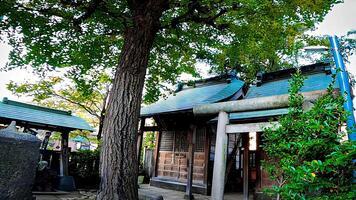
left=203, top=127, right=210, bottom=185
left=153, top=131, right=161, bottom=177
left=185, top=125, right=196, bottom=200
left=226, top=122, right=279, bottom=134
left=242, top=133, right=249, bottom=200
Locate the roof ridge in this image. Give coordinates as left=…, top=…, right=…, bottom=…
left=256, top=62, right=331, bottom=86
left=204, top=79, right=244, bottom=103
left=2, top=98, right=72, bottom=116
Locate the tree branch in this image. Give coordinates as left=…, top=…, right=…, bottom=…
left=161, top=1, right=241, bottom=30
left=72, top=0, right=101, bottom=27
left=52, top=92, right=101, bottom=119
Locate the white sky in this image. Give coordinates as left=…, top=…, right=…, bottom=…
left=0, top=0, right=355, bottom=104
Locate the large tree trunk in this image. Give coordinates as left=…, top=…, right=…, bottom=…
left=97, top=1, right=167, bottom=199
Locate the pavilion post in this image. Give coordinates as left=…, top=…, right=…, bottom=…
left=60, top=131, right=69, bottom=176
left=242, top=133, right=249, bottom=200
left=212, top=111, right=229, bottom=200
left=58, top=130, right=76, bottom=191
left=185, top=125, right=196, bottom=200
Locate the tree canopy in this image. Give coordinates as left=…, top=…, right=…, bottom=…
left=1, top=0, right=339, bottom=103
left=0, top=0, right=341, bottom=199
left=6, top=74, right=110, bottom=139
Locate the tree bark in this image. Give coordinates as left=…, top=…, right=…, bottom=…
left=97, top=1, right=167, bottom=199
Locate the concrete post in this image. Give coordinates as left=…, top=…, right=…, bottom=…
left=212, top=111, right=229, bottom=200
left=242, top=133, right=249, bottom=200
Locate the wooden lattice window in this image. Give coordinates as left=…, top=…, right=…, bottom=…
left=160, top=131, right=174, bottom=151
left=174, top=131, right=188, bottom=152
left=195, top=127, right=205, bottom=152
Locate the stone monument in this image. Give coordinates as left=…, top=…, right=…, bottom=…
left=0, top=121, right=41, bottom=200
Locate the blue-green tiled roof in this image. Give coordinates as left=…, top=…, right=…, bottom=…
left=141, top=78, right=245, bottom=116
left=246, top=73, right=338, bottom=99
left=0, top=98, right=93, bottom=131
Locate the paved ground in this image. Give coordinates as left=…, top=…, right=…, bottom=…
left=34, top=190, right=96, bottom=200
left=138, top=184, right=251, bottom=200
left=34, top=184, right=252, bottom=200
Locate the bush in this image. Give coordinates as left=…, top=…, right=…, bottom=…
left=262, top=70, right=356, bottom=199
left=69, top=149, right=100, bottom=189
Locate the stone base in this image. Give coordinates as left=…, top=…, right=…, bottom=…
left=57, top=176, right=76, bottom=192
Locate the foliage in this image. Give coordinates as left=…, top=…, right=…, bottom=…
left=0, top=0, right=341, bottom=103
left=296, top=32, right=356, bottom=66
left=7, top=75, right=110, bottom=139
left=342, top=30, right=356, bottom=64
left=44, top=130, right=98, bottom=150
left=262, top=70, right=356, bottom=199
left=143, top=132, right=156, bottom=150
left=0, top=0, right=343, bottom=198
left=69, top=149, right=100, bottom=189
left=7, top=75, right=107, bottom=120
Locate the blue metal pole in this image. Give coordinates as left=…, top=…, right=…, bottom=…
left=329, top=36, right=356, bottom=184
left=329, top=35, right=356, bottom=141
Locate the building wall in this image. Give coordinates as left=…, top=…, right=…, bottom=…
left=156, top=127, right=207, bottom=185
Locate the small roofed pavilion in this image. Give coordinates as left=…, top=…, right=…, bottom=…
left=0, top=97, right=93, bottom=190
left=140, top=74, right=246, bottom=199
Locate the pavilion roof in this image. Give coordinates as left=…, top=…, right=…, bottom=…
left=0, top=98, right=94, bottom=131
left=141, top=76, right=245, bottom=117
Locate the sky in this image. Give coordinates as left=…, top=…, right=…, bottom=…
left=0, top=0, right=355, bottom=104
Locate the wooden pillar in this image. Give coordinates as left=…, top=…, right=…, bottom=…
left=137, top=118, right=146, bottom=163
left=153, top=131, right=161, bottom=177
left=60, top=131, right=69, bottom=176
left=242, top=133, right=250, bottom=200
left=203, top=127, right=210, bottom=186
left=212, top=111, right=229, bottom=200
left=185, top=125, right=196, bottom=200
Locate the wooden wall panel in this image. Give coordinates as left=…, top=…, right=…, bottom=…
left=156, top=128, right=207, bottom=184
left=157, top=151, right=206, bottom=184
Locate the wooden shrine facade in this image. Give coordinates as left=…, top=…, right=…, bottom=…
left=139, top=63, right=339, bottom=199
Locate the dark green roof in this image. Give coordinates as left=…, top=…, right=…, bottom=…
left=141, top=78, right=245, bottom=116
left=0, top=98, right=93, bottom=131
left=246, top=73, right=338, bottom=99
